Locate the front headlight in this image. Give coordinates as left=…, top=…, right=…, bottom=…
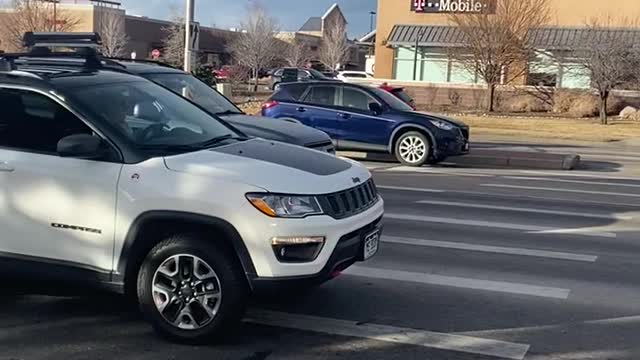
left=430, top=120, right=454, bottom=131
left=246, top=193, right=323, bottom=218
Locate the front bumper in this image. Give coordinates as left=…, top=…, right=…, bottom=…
left=249, top=216, right=383, bottom=293
left=232, top=195, right=384, bottom=281
left=435, top=127, right=470, bottom=158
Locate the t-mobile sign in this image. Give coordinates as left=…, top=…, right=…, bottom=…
left=411, top=0, right=496, bottom=13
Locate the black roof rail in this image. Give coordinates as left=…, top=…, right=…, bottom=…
left=0, top=32, right=105, bottom=70
left=23, top=32, right=102, bottom=48
left=105, top=57, right=178, bottom=69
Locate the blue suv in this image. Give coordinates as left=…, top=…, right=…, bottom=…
left=261, top=81, right=469, bottom=166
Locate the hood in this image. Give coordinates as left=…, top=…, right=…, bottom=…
left=415, top=111, right=468, bottom=128
left=221, top=114, right=331, bottom=146
left=163, top=139, right=369, bottom=194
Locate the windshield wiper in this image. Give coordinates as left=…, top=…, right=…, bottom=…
left=137, top=134, right=248, bottom=153
left=191, top=134, right=249, bottom=148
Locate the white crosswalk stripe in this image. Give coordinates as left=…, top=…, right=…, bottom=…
left=245, top=309, right=531, bottom=360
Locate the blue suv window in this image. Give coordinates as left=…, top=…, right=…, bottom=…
left=302, top=86, right=337, bottom=106
left=342, top=87, right=378, bottom=111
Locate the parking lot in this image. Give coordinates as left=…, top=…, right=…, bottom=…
left=3, top=162, right=640, bottom=360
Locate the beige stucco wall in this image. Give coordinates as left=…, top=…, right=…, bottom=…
left=375, top=0, right=640, bottom=78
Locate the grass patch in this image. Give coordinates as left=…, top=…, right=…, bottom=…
left=456, top=115, right=640, bottom=142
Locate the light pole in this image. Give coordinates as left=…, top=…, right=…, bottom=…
left=369, top=11, right=376, bottom=33
left=184, top=0, right=195, bottom=72
left=412, top=27, right=426, bottom=81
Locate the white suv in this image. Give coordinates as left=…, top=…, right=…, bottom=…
left=0, top=53, right=383, bottom=342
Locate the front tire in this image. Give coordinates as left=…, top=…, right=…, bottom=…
left=394, top=131, right=430, bottom=167
left=137, top=234, right=248, bottom=344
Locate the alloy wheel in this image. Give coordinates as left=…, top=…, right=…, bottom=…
left=399, top=135, right=427, bottom=164
left=151, top=254, right=222, bottom=330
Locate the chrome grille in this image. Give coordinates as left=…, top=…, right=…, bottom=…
left=318, top=179, right=379, bottom=219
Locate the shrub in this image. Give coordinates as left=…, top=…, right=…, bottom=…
left=501, top=95, right=549, bottom=113
left=567, top=94, right=598, bottom=118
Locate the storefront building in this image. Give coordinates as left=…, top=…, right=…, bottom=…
left=374, top=0, right=640, bottom=88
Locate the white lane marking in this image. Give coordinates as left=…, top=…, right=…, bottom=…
left=245, top=309, right=530, bottom=360
left=384, top=166, right=496, bottom=177
left=519, top=170, right=640, bottom=181
left=346, top=266, right=571, bottom=300
left=377, top=184, right=640, bottom=207
left=378, top=185, right=446, bottom=193
left=383, top=236, right=598, bottom=262
left=481, top=183, right=640, bottom=198
left=415, top=199, right=633, bottom=220
left=503, top=176, right=640, bottom=189
left=385, top=213, right=616, bottom=238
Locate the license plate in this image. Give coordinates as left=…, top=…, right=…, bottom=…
left=363, top=229, right=380, bottom=260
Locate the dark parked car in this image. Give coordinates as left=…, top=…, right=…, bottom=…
left=269, top=67, right=337, bottom=90
left=261, top=81, right=470, bottom=166
left=103, top=61, right=336, bottom=154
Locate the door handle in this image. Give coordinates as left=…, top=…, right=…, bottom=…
left=338, top=113, right=351, bottom=119
left=296, top=107, right=306, bottom=112
left=0, top=161, right=14, bottom=172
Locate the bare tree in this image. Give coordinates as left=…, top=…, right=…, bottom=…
left=285, top=39, right=308, bottom=67
left=161, top=15, right=186, bottom=67
left=227, top=6, right=281, bottom=92
left=2, top=0, right=80, bottom=51
left=577, top=18, right=640, bottom=124
left=99, top=9, right=128, bottom=58
left=319, top=19, right=349, bottom=71
left=448, top=0, right=551, bottom=112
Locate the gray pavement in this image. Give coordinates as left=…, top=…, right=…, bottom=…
left=3, top=163, right=640, bottom=359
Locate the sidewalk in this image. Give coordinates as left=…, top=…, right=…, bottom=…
left=472, top=135, right=640, bottom=176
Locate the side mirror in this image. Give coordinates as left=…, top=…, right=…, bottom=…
left=369, top=102, right=383, bottom=115
left=57, top=134, right=105, bottom=159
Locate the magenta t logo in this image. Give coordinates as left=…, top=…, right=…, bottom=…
left=414, top=0, right=426, bottom=11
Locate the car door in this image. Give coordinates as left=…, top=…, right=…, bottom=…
left=297, top=84, right=343, bottom=139
left=336, top=86, right=392, bottom=151
left=0, top=87, right=122, bottom=273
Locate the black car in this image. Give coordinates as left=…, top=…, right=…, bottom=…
left=104, top=60, right=335, bottom=154
left=269, top=67, right=337, bottom=90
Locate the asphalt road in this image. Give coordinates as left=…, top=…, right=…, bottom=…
left=3, top=163, right=640, bottom=360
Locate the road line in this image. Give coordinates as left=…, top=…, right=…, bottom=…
left=502, top=176, right=640, bottom=188
left=415, top=200, right=633, bottom=220
left=383, top=236, right=598, bottom=262
left=385, top=213, right=616, bottom=238
left=519, top=170, right=640, bottom=181
left=245, top=309, right=531, bottom=360
left=346, top=266, right=571, bottom=300
left=384, top=166, right=496, bottom=177
left=377, top=185, right=446, bottom=193
left=376, top=185, right=640, bottom=207
left=481, top=183, right=640, bottom=198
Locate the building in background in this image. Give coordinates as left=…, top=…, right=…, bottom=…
left=374, top=0, right=640, bottom=88
left=278, top=3, right=365, bottom=70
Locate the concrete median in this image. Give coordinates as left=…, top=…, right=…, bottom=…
left=338, top=149, right=581, bottom=170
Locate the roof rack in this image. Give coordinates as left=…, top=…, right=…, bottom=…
left=105, top=57, right=178, bottom=69
left=0, top=32, right=104, bottom=71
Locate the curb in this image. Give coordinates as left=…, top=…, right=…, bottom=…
left=338, top=150, right=581, bottom=170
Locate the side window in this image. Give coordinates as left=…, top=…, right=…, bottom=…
left=302, top=86, right=338, bottom=107
left=0, top=88, right=93, bottom=154
left=298, top=70, right=312, bottom=80
left=273, top=84, right=309, bottom=102
left=274, top=69, right=284, bottom=77
left=341, top=87, right=379, bottom=112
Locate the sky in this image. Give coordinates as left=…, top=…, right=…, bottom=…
left=121, top=0, right=378, bottom=38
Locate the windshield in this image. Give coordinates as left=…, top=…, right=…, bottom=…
left=145, top=73, right=241, bottom=115
left=369, top=87, right=414, bottom=112
left=69, top=81, right=237, bottom=147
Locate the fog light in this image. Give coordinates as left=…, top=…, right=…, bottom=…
left=271, top=236, right=325, bottom=263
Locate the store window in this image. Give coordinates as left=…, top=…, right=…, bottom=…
left=527, top=50, right=591, bottom=89
left=393, top=46, right=479, bottom=85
